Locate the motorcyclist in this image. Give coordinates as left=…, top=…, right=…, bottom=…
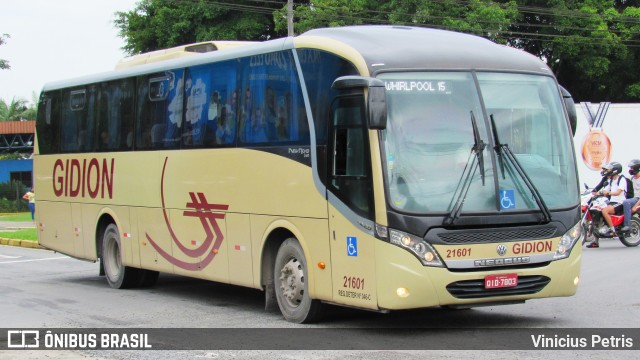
left=588, top=161, right=627, bottom=248
left=620, top=159, right=640, bottom=232
left=591, top=166, right=612, bottom=196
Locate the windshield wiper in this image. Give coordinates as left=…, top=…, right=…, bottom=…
left=443, top=111, right=486, bottom=226
left=490, top=115, right=551, bottom=223
left=490, top=115, right=506, bottom=180
left=471, top=111, right=486, bottom=185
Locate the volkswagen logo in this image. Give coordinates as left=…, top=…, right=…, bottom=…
left=496, top=244, right=508, bottom=256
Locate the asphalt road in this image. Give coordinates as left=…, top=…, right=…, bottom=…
left=0, top=240, right=639, bottom=359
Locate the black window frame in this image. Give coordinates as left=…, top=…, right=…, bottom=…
left=328, top=93, right=374, bottom=220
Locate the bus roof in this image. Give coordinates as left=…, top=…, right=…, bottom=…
left=41, top=26, right=552, bottom=93
left=42, top=37, right=291, bottom=92
left=298, top=25, right=553, bottom=76
left=114, top=41, right=257, bottom=69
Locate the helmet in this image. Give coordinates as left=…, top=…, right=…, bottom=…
left=628, top=159, right=640, bottom=176
left=603, top=162, right=623, bottom=176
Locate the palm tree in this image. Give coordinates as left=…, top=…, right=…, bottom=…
left=0, top=97, right=36, bottom=121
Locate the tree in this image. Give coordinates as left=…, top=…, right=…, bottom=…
left=0, top=97, right=36, bottom=121
left=509, top=0, right=640, bottom=102
left=274, top=0, right=519, bottom=43
left=115, top=0, right=287, bottom=55
left=278, top=0, right=640, bottom=102
left=115, top=0, right=640, bottom=102
left=274, top=0, right=385, bottom=34
left=1, top=33, right=10, bottom=70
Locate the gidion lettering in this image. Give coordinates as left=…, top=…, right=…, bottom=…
left=512, top=240, right=553, bottom=254
left=53, top=158, right=115, bottom=199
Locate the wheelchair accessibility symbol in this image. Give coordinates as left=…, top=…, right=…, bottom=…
left=347, top=236, right=358, bottom=257
left=500, top=190, right=516, bottom=210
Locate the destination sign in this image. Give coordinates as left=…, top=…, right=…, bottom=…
left=384, top=80, right=450, bottom=92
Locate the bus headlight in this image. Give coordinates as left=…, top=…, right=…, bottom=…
left=554, top=221, right=583, bottom=260
left=389, top=229, right=444, bottom=267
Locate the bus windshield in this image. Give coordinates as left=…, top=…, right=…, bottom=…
left=380, top=72, right=578, bottom=214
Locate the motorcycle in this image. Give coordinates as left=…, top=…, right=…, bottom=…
left=580, top=185, right=640, bottom=247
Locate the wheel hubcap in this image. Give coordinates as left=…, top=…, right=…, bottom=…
left=279, top=258, right=304, bottom=308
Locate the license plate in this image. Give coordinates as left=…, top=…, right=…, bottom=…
left=484, top=273, right=518, bottom=289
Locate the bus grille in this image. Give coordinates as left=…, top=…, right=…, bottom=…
left=437, top=227, right=556, bottom=244
left=446, top=275, right=550, bottom=299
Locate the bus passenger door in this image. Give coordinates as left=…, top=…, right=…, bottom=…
left=327, top=94, right=378, bottom=310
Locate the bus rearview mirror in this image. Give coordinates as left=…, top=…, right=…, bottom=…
left=332, top=76, right=387, bottom=130
left=560, top=86, right=577, bottom=136
left=367, top=86, right=387, bottom=130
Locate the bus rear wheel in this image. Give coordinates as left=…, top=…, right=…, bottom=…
left=274, top=238, right=323, bottom=323
left=101, top=223, right=140, bottom=289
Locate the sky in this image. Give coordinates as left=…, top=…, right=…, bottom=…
left=0, top=0, right=138, bottom=104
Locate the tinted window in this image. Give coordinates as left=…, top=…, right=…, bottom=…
left=181, top=62, right=239, bottom=147
left=36, top=92, right=61, bottom=154
left=298, top=49, right=358, bottom=185
left=238, top=51, right=309, bottom=146
left=96, top=79, right=134, bottom=151
left=136, top=70, right=184, bottom=150
left=330, top=95, right=372, bottom=218
left=60, top=89, right=86, bottom=152
left=297, top=49, right=358, bottom=146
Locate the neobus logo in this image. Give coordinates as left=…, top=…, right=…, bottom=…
left=474, top=256, right=530, bottom=267
left=53, top=158, right=114, bottom=199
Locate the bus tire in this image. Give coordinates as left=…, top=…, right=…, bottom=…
left=101, top=223, right=139, bottom=289
left=274, top=238, right=323, bottom=323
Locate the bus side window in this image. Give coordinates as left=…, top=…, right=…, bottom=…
left=202, top=60, right=238, bottom=147
left=329, top=95, right=372, bottom=219
left=96, top=79, right=134, bottom=152
left=60, top=89, right=86, bottom=153
left=147, top=75, right=170, bottom=149
left=36, top=93, right=61, bottom=154
left=237, top=51, right=309, bottom=147
left=297, top=49, right=359, bottom=185
left=136, top=71, right=183, bottom=150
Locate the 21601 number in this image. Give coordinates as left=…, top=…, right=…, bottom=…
left=446, top=248, right=471, bottom=258
left=343, top=276, right=365, bottom=290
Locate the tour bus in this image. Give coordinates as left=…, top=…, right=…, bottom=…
left=35, top=25, right=583, bottom=323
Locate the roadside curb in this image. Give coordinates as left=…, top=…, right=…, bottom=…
left=0, top=237, right=45, bottom=249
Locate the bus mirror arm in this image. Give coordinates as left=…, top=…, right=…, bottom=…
left=332, top=76, right=387, bottom=130
left=559, top=85, right=577, bottom=136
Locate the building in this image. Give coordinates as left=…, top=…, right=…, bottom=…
left=0, top=120, right=34, bottom=188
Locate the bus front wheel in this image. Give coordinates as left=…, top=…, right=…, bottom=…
left=101, top=223, right=139, bottom=289
left=274, top=238, right=323, bottom=323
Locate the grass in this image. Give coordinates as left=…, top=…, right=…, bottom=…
left=0, top=212, right=33, bottom=222
left=0, top=212, right=37, bottom=241
left=0, top=229, right=37, bottom=241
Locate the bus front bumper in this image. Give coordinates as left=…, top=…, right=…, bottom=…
left=374, top=239, right=581, bottom=310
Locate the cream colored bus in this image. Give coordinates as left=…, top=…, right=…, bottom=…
left=35, top=25, right=583, bottom=323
